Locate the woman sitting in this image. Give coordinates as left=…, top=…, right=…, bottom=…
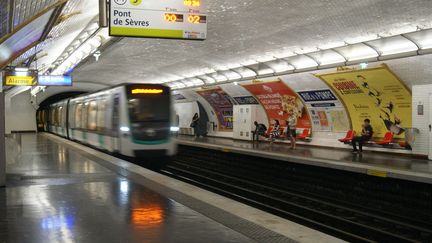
left=269, top=119, right=280, bottom=143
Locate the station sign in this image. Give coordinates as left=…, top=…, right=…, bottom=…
left=38, top=75, right=72, bottom=86
left=109, top=0, right=207, bottom=40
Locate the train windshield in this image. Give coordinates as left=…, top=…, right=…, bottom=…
left=128, top=96, right=170, bottom=123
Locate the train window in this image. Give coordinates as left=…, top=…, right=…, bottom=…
left=128, top=96, right=170, bottom=123
left=82, top=103, right=88, bottom=129
left=88, top=101, right=98, bottom=131
left=69, top=104, right=75, bottom=128
left=96, top=99, right=106, bottom=132
left=52, top=108, right=57, bottom=126
left=75, top=104, right=83, bottom=128
left=58, top=107, right=63, bottom=127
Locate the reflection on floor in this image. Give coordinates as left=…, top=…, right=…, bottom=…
left=177, top=135, right=432, bottom=175
left=1, top=134, right=253, bottom=243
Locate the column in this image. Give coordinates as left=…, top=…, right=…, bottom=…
left=0, top=91, right=5, bottom=187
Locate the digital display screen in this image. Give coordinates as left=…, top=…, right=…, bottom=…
left=131, top=88, right=163, bottom=94
left=164, top=13, right=184, bottom=23
left=110, top=0, right=206, bottom=40
left=187, top=15, right=206, bottom=24
left=183, top=0, right=200, bottom=7
left=127, top=84, right=170, bottom=97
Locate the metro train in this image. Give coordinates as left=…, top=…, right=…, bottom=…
left=36, top=84, right=178, bottom=162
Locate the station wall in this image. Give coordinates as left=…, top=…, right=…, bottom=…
left=6, top=91, right=37, bottom=133
left=173, top=54, right=432, bottom=156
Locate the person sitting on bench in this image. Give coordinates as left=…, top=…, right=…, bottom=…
left=269, top=119, right=281, bottom=144
left=252, top=121, right=267, bottom=142
left=352, top=119, right=373, bottom=153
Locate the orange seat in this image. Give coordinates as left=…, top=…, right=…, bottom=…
left=338, top=130, right=355, bottom=142
left=296, top=128, right=310, bottom=139
left=375, top=132, right=394, bottom=145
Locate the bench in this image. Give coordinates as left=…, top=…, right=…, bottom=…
left=296, top=128, right=311, bottom=141
left=338, top=130, right=355, bottom=143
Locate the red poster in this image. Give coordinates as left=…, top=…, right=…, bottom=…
left=242, top=80, right=312, bottom=129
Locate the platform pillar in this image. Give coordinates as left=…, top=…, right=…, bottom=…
left=0, top=91, right=5, bottom=187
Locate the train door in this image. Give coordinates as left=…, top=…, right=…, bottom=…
left=429, top=94, right=432, bottom=160
left=112, top=94, right=120, bottom=152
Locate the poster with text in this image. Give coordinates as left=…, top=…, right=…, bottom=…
left=197, top=88, right=233, bottom=131
left=242, top=80, right=312, bottom=130
left=317, top=65, right=411, bottom=139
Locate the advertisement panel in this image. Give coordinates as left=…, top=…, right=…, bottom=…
left=196, top=88, right=233, bottom=131
left=317, top=65, right=412, bottom=139
left=242, top=80, right=312, bottom=130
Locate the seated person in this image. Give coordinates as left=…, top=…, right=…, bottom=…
left=269, top=119, right=281, bottom=143
left=252, top=121, right=267, bottom=142
left=352, top=119, right=373, bottom=153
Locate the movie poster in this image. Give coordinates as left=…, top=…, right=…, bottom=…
left=316, top=65, right=412, bottom=139
left=242, top=80, right=312, bottom=130
left=196, top=87, right=233, bottom=131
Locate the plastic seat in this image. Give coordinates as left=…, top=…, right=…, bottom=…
left=296, top=128, right=310, bottom=139
left=375, top=132, right=394, bottom=145
left=338, top=130, right=355, bottom=142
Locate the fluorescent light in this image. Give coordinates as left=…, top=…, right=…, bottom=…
left=15, top=71, right=29, bottom=77
left=120, top=126, right=130, bottom=132
left=15, top=67, right=29, bottom=72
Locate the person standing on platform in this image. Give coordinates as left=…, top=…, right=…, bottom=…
left=252, top=121, right=267, bottom=142
left=190, top=113, right=199, bottom=136
left=269, top=119, right=280, bottom=144
left=352, top=119, right=373, bottom=153
left=287, top=109, right=298, bottom=149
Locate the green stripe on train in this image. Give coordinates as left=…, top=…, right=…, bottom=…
left=132, top=139, right=168, bottom=145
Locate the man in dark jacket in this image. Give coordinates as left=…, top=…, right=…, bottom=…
left=252, top=121, right=267, bottom=142
left=352, top=119, right=373, bottom=153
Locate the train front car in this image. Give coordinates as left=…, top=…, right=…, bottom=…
left=119, top=84, right=177, bottom=161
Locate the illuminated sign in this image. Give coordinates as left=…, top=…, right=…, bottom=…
left=3, top=69, right=38, bottom=86
left=109, top=0, right=207, bottom=40
left=38, top=76, right=72, bottom=86
left=131, top=88, right=164, bottom=94
left=5, top=76, right=36, bottom=86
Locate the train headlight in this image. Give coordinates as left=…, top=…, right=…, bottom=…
left=120, top=126, right=130, bottom=132
left=170, top=126, right=180, bottom=132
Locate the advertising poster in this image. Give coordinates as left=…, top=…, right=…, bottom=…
left=196, top=88, right=233, bottom=131
left=242, top=80, right=312, bottom=130
left=329, top=110, right=350, bottom=132
left=317, top=65, right=412, bottom=139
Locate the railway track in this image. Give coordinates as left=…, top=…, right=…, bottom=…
left=159, top=145, right=432, bottom=243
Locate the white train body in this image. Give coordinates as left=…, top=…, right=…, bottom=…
left=45, top=84, right=177, bottom=158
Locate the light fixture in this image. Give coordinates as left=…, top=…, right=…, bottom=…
left=120, top=126, right=130, bottom=132
left=14, top=67, right=29, bottom=72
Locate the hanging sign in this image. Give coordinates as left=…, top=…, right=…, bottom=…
left=109, top=0, right=207, bottom=40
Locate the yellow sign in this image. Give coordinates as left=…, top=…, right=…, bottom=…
left=5, top=76, right=36, bottom=86
left=131, top=88, right=163, bottom=94
left=367, top=169, right=388, bottom=178
left=316, top=65, right=412, bottom=139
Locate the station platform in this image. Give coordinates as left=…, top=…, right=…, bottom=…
left=177, top=135, right=432, bottom=184
left=1, top=133, right=342, bottom=243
